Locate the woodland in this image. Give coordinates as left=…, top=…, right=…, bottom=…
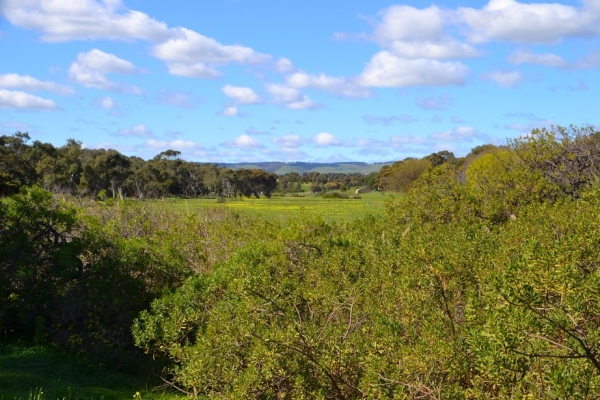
left=2, top=125, right=600, bottom=399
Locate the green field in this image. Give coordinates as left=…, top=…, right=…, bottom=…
left=164, top=191, right=395, bottom=222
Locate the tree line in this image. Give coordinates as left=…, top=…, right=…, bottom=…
left=0, top=133, right=279, bottom=199
left=0, top=133, right=384, bottom=200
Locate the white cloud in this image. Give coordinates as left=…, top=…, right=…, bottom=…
left=415, top=94, right=453, bottom=111
left=0, top=0, right=173, bottom=42
left=457, top=0, right=600, bottom=44
left=68, top=49, right=141, bottom=93
left=0, top=73, right=74, bottom=95
left=265, top=83, right=321, bottom=110
left=285, top=96, right=321, bottom=110
left=222, top=134, right=264, bottom=149
left=286, top=72, right=370, bottom=98
left=271, top=134, right=308, bottom=148
left=92, top=96, right=119, bottom=109
left=1, top=1, right=271, bottom=81
left=430, top=126, right=486, bottom=142
left=155, top=89, right=200, bottom=108
left=153, top=27, right=270, bottom=67
left=145, top=139, right=202, bottom=150
left=221, top=106, right=238, bottom=116
left=388, top=40, right=479, bottom=60
left=506, top=49, right=568, bottom=67
left=166, top=63, right=222, bottom=79
left=116, top=124, right=154, bottom=138
left=370, top=5, right=479, bottom=60
left=504, top=118, right=553, bottom=132
left=313, top=132, right=341, bottom=146
left=276, top=57, right=294, bottom=73
left=0, top=89, right=58, bottom=110
left=374, top=5, right=445, bottom=43
left=390, top=135, right=428, bottom=146
left=357, top=51, right=469, bottom=87
left=266, top=83, right=302, bottom=103
left=221, top=85, right=260, bottom=104
left=480, top=70, right=523, bottom=87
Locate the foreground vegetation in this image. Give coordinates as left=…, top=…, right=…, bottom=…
left=3, top=125, right=600, bottom=398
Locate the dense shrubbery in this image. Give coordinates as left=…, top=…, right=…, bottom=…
left=4, top=125, right=600, bottom=398
left=131, top=126, right=600, bottom=398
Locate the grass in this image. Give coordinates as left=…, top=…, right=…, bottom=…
left=0, top=344, right=180, bottom=400
left=163, top=191, right=396, bottom=222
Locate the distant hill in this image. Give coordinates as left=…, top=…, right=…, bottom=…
left=217, top=161, right=394, bottom=175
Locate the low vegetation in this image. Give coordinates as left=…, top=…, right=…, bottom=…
left=3, top=125, right=600, bottom=398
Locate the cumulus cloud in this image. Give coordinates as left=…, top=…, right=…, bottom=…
left=457, top=0, right=600, bottom=44
left=153, top=28, right=271, bottom=78
left=221, top=85, right=260, bottom=104
left=154, top=28, right=270, bottom=65
left=390, top=135, right=428, bottom=146
left=0, top=73, right=74, bottom=95
left=286, top=72, right=370, bottom=98
left=430, top=126, right=486, bottom=142
left=165, top=63, right=222, bottom=79
left=1, top=1, right=271, bottom=80
left=0, top=0, right=173, bottom=42
left=221, top=106, right=238, bottom=117
left=357, top=51, right=469, bottom=87
left=431, top=115, right=443, bottom=123
left=92, top=96, right=118, bottom=109
left=115, top=124, right=154, bottom=138
left=363, top=114, right=417, bottom=125
left=144, top=138, right=203, bottom=150
left=155, top=89, right=201, bottom=108
left=68, top=49, right=141, bottom=93
left=265, top=83, right=321, bottom=110
left=276, top=57, right=294, bottom=73
left=222, top=134, right=264, bottom=149
left=271, top=134, right=308, bottom=148
left=507, top=49, right=568, bottom=67
left=313, top=132, right=342, bottom=146
left=415, top=94, right=453, bottom=111
left=374, top=5, right=445, bottom=43
left=387, top=40, right=480, bottom=60
left=0, top=89, right=58, bottom=110
left=480, top=70, right=523, bottom=87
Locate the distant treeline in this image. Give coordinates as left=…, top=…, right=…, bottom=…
left=0, top=133, right=385, bottom=199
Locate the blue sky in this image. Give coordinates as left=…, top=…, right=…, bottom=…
left=0, top=0, right=598, bottom=163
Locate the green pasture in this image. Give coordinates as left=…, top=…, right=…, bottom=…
left=165, top=191, right=396, bottom=222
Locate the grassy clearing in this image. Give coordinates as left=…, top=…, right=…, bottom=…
left=163, top=191, right=397, bottom=222
left=0, top=344, right=179, bottom=400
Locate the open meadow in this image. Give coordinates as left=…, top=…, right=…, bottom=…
left=163, top=191, right=394, bottom=222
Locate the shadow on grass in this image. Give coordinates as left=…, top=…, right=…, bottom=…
left=0, top=344, right=178, bottom=400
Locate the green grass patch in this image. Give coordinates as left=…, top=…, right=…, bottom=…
left=0, top=344, right=180, bottom=400
left=162, top=191, right=397, bottom=222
